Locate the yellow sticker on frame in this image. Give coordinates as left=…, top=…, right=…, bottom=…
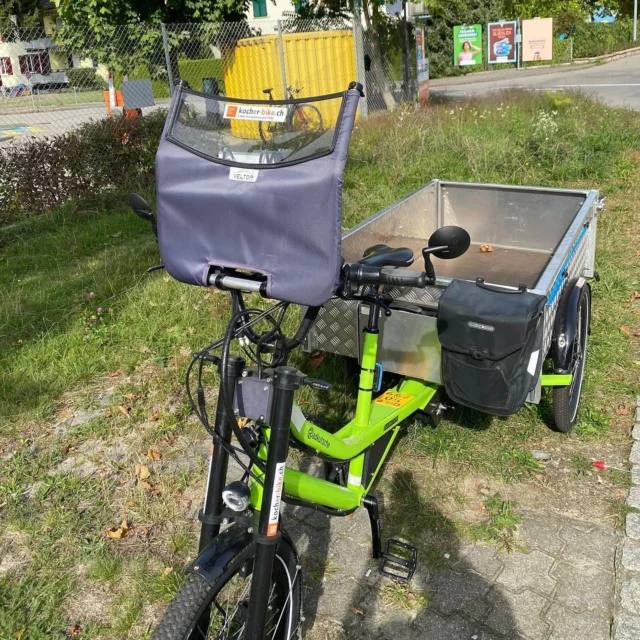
left=373, top=392, right=414, bottom=408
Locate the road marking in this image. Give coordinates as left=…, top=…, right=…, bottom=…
left=550, top=83, right=640, bottom=87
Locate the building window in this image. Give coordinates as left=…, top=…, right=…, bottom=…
left=0, top=57, right=12, bottom=75
left=18, top=53, right=51, bottom=75
left=252, top=0, right=267, bottom=18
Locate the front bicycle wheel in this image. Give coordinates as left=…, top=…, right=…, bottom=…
left=153, top=533, right=301, bottom=640
left=290, top=105, right=323, bottom=133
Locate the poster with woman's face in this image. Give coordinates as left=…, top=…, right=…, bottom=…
left=453, top=25, right=483, bottom=67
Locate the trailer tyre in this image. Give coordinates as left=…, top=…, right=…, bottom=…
left=552, top=284, right=591, bottom=433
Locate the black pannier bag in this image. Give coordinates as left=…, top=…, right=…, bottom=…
left=437, top=278, right=547, bottom=416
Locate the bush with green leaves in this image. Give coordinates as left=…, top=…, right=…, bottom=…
left=0, top=112, right=166, bottom=227
left=573, top=19, right=634, bottom=58
left=66, top=67, right=108, bottom=90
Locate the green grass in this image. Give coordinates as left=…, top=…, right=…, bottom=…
left=0, top=90, right=106, bottom=111
left=1, top=89, right=640, bottom=637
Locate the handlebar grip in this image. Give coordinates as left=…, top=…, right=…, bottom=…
left=379, top=268, right=427, bottom=289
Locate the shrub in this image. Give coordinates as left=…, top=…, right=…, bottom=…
left=177, top=58, right=225, bottom=93
left=573, top=19, right=634, bottom=59
left=0, top=111, right=166, bottom=226
left=66, top=67, right=107, bottom=91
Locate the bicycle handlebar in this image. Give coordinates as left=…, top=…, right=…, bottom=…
left=343, top=264, right=427, bottom=289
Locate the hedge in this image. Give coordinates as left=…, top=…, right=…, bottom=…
left=573, top=19, right=634, bottom=59
left=66, top=67, right=108, bottom=91
left=0, top=112, right=166, bottom=227
left=177, top=58, right=225, bottom=93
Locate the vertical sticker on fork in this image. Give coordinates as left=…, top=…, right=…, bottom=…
left=267, top=462, right=286, bottom=537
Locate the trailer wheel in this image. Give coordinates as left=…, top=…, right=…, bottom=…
left=552, top=285, right=591, bottom=432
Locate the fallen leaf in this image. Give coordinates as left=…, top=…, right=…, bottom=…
left=105, top=411, right=113, bottom=418
left=616, top=406, right=631, bottom=416
left=150, top=409, right=161, bottom=421
left=109, top=370, right=122, bottom=377
left=629, top=291, right=640, bottom=304
left=350, top=607, right=365, bottom=616
left=237, top=417, right=249, bottom=428
left=309, top=351, right=325, bottom=371
left=69, top=624, right=82, bottom=636
left=146, top=450, right=162, bottom=461
left=117, top=405, right=130, bottom=418
left=480, top=244, right=494, bottom=253
left=407, top=592, right=416, bottom=601
left=140, top=481, right=161, bottom=492
left=16, top=629, right=25, bottom=640
left=135, top=463, right=150, bottom=480
left=133, top=526, right=150, bottom=538
left=621, top=325, right=631, bottom=335
left=162, top=567, right=173, bottom=576
left=123, top=393, right=141, bottom=401
left=106, top=519, right=130, bottom=539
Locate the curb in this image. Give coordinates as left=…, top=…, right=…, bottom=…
left=615, top=395, right=640, bottom=639
left=430, top=46, right=640, bottom=89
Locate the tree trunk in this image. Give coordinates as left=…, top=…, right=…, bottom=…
left=361, top=0, right=396, bottom=110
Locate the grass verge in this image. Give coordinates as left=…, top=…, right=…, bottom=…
left=1, top=90, right=639, bottom=637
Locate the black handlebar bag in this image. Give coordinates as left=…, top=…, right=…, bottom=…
left=155, top=83, right=362, bottom=307
left=437, top=279, right=547, bottom=416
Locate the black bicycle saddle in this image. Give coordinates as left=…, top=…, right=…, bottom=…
left=359, top=244, right=414, bottom=268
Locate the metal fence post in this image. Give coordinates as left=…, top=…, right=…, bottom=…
left=277, top=20, right=288, bottom=99
left=161, top=23, right=175, bottom=95
left=569, top=38, right=573, bottom=63
left=352, top=6, right=369, bottom=118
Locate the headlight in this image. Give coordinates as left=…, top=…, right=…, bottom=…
left=221, top=481, right=251, bottom=512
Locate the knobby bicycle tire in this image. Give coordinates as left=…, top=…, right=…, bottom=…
left=153, top=537, right=302, bottom=640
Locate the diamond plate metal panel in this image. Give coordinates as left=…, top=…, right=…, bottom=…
left=384, top=284, right=443, bottom=308
left=306, top=298, right=359, bottom=358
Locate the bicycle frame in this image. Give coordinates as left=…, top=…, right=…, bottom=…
left=247, top=303, right=440, bottom=515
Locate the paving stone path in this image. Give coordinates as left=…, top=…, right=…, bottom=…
left=616, top=398, right=640, bottom=640
left=282, top=505, right=621, bottom=640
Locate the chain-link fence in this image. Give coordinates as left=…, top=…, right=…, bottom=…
left=0, top=16, right=417, bottom=150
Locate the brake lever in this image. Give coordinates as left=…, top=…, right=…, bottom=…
left=339, top=291, right=392, bottom=317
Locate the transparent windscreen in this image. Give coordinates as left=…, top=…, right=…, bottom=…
left=167, top=90, right=344, bottom=166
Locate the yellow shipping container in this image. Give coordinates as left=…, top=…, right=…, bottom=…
left=223, top=30, right=356, bottom=139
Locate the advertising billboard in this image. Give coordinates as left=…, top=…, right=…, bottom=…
left=453, top=24, right=483, bottom=67
left=522, top=18, right=553, bottom=62
left=488, top=21, right=517, bottom=64
left=416, top=26, right=429, bottom=106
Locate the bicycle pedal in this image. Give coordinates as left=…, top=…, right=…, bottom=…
left=378, top=538, right=417, bottom=583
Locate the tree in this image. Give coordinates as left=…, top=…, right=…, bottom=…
left=53, top=0, right=249, bottom=86
left=0, top=0, right=42, bottom=28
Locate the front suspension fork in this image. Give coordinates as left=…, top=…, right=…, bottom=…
left=245, top=367, right=300, bottom=640
left=198, top=355, right=245, bottom=552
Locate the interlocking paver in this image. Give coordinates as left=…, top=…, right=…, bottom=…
left=412, top=611, right=477, bottom=639
left=429, top=569, right=491, bottom=620
left=484, top=587, right=550, bottom=640
left=517, top=511, right=565, bottom=555
left=630, top=441, right=640, bottom=465
left=546, top=603, right=610, bottom=640
left=551, top=562, right=614, bottom=614
left=559, top=522, right=617, bottom=571
left=615, top=611, right=640, bottom=640
left=495, top=549, right=556, bottom=595
left=457, top=544, right=504, bottom=581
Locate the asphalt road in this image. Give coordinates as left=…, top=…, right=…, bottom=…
left=431, top=54, right=640, bottom=109
left=0, top=100, right=170, bottom=146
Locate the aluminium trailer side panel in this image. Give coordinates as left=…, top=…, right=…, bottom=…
left=305, top=181, right=600, bottom=400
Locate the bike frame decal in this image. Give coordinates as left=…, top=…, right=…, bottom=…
left=223, top=104, right=287, bottom=122
left=374, top=391, right=415, bottom=408
left=267, top=462, right=286, bottom=536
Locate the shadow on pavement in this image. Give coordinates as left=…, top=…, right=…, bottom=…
left=285, top=467, right=520, bottom=640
